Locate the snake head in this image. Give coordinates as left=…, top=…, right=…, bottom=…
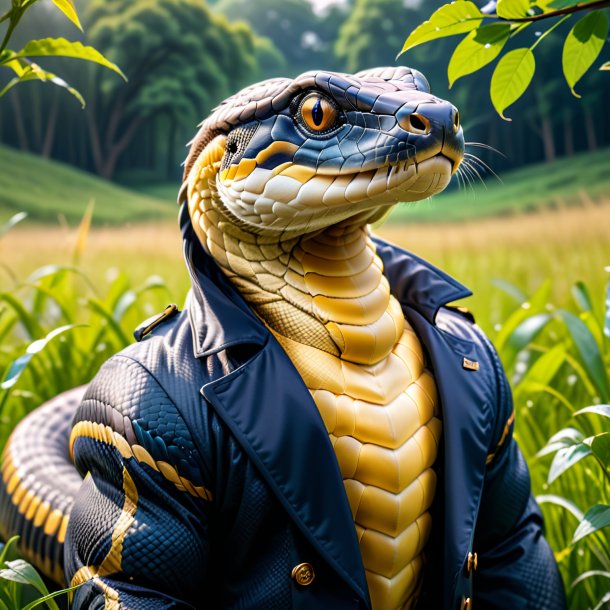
left=184, top=67, right=464, bottom=237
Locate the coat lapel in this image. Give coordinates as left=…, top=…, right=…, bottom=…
left=405, top=307, right=492, bottom=609
left=201, top=337, right=371, bottom=609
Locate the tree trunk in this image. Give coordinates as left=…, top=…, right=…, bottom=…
left=563, top=111, right=574, bottom=157
left=41, top=92, right=60, bottom=159
left=10, top=90, right=30, bottom=151
left=541, top=115, right=556, bottom=162
left=584, top=106, right=598, bottom=151
left=98, top=116, right=144, bottom=180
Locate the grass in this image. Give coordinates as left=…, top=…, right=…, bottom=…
left=0, top=145, right=174, bottom=226
left=389, top=147, right=610, bottom=223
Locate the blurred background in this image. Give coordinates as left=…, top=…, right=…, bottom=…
left=1, top=1, right=609, bottom=607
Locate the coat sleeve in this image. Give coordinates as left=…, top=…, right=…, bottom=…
left=64, top=355, right=213, bottom=609
left=473, top=340, right=566, bottom=610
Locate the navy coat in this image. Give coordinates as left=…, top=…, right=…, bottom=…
left=66, top=207, right=566, bottom=610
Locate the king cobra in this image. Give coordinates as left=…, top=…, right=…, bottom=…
left=0, top=67, right=464, bottom=610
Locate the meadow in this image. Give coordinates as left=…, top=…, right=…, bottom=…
left=1, top=161, right=610, bottom=607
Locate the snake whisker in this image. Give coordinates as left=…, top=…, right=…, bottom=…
left=464, top=153, right=503, bottom=185
left=462, top=159, right=487, bottom=189
left=464, top=141, right=507, bottom=159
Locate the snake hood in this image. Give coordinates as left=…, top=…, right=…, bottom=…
left=182, top=67, right=464, bottom=238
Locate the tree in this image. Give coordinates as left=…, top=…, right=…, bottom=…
left=335, top=0, right=429, bottom=73
left=80, top=0, right=261, bottom=179
left=215, top=0, right=348, bottom=76
left=399, top=0, right=609, bottom=119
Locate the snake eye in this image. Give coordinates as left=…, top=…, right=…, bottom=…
left=299, top=94, right=339, bottom=133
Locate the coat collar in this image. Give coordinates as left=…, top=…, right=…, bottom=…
left=179, top=203, right=472, bottom=355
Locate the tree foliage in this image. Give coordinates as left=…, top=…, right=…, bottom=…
left=400, top=0, right=610, bottom=119
left=0, top=0, right=122, bottom=104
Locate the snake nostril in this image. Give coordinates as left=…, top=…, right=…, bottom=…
left=401, top=113, right=430, bottom=135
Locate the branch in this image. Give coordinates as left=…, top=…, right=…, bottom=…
left=496, top=0, right=610, bottom=22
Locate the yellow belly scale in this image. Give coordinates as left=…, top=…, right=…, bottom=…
left=272, top=320, right=441, bottom=610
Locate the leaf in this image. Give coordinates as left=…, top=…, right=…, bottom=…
left=14, top=38, right=125, bottom=80
left=601, top=61, right=610, bottom=70
left=571, top=570, right=610, bottom=588
left=20, top=585, right=80, bottom=610
left=0, top=62, right=85, bottom=106
left=537, top=426, right=584, bottom=457
left=562, top=11, right=609, bottom=97
left=604, top=282, right=610, bottom=337
left=491, top=47, right=536, bottom=120
left=503, top=313, right=552, bottom=368
left=73, top=200, right=94, bottom=266
left=0, top=536, right=19, bottom=565
left=519, top=341, right=565, bottom=387
left=586, top=432, right=610, bottom=467
left=593, top=592, right=610, bottom=610
left=558, top=310, right=610, bottom=402
left=448, top=23, right=512, bottom=87
left=496, top=0, right=530, bottom=19
left=575, top=405, right=610, bottom=419
left=491, top=277, right=526, bottom=304
left=573, top=504, right=610, bottom=543
left=572, top=280, right=593, bottom=313
left=50, top=0, right=82, bottom=31
left=400, top=1, right=484, bottom=55
left=0, top=325, right=80, bottom=390
left=537, top=494, right=584, bottom=522
left=548, top=442, right=592, bottom=483
left=0, top=212, right=27, bottom=238
left=0, top=559, right=60, bottom=610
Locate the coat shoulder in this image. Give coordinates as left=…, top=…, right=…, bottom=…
left=435, top=306, right=514, bottom=452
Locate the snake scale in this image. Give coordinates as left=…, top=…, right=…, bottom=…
left=0, top=67, right=463, bottom=609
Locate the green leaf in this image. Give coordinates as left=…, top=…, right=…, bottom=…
left=0, top=212, right=27, bottom=238
left=496, top=0, right=530, bottom=19
left=537, top=426, right=584, bottom=457
left=448, top=23, right=512, bottom=87
left=548, top=442, right=592, bottom=483
left=491, top=278, right=526, bottom=304
left=0, top=63, right=85, bottom=107
left=50, top=0, right=82, bottom=31
left=0, top=325, right=81, bottom=390
left=503, top=313, right=552, bottom=369
left=562, top=11, right=609, bottom=97
left=558, top=310, right=610, bottom=402
left=0, top=536, right=19, bottom=565
left=537, top=494, right=584, bottom=521
left=491, top=47, right=536, bottom=120
left=400, top=1, right=484, bottom=55
left=586, top=432, right=610, bottom=467
left=519, top=341, right=565, bottom=387
left=604, top=282, right=610, bottom=337
left=575, top=404, right=610, bottom=419
left=20, top=585, right=80, bottom=610
left=572, top=280, right=593, bottom=313
left=571, top=570, right=610, bottom=588
left=0, top=559, right=60, bottom=610
left=593, top=592, right=610, bottom=610
left=573, top=503, right=610, bottom=544
left=14, top=38, right=125, bottom=80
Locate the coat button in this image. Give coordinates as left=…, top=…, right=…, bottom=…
left=291, top=563, right=315, bottom=586
left=461, top=597, right=472, bottom=609
left=466, top=552, right=478, bottom=575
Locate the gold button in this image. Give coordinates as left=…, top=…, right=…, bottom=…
left=462, top=597, right=472, bottom=610
left=466, top=552, right=478, bottom=574
left=291, top=562, right=315, bottom=586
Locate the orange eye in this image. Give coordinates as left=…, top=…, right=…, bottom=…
left=300, top=95, right=338, bottom=132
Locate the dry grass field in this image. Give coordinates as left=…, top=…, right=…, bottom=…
left=3, top=198, right=609, bottom=334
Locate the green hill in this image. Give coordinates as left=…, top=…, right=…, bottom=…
left=0, top=145, right=175, bottom=225
left=389, top=147, right=610, bottom=224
